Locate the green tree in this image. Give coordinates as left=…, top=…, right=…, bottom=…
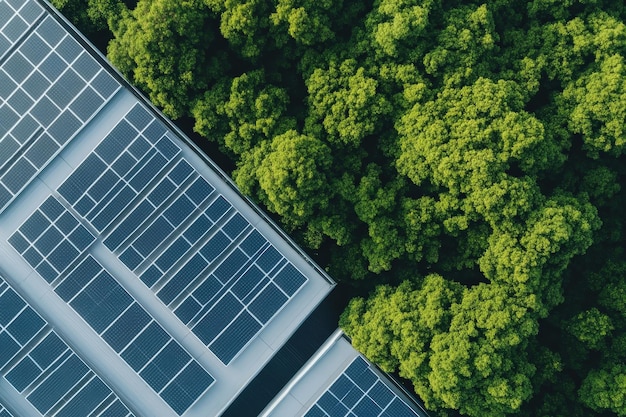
left=579, top=364, right=626, bottom=416
left=107, top=0, right=221, bottom=118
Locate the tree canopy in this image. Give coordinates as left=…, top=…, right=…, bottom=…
left=55, top=0, right=626, bottom=415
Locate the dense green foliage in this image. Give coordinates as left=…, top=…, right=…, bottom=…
left=55, top=0, right=626, bottom=416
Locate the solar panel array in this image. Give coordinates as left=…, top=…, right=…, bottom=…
left=304, top=357, right=422, bottom=417
left=51, top=103, right=309, bottom=364
left=0, top=276, right=134, bottom=417
left=9, top=197, right=215, bottom=415
left=0, top=0, right=119, bottom=211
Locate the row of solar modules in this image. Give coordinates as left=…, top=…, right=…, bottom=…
left=304, top=357, right=422, bottom=417
left=9, top=197, right=215, bottom=415
left=0, top=276, right=134, bottom=417
left=0, top=0, right=120, bottom=211
left=53, top=103, right=309, bottom=364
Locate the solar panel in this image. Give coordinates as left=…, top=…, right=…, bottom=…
left=303, top=356, right=424, bottom=417
left=0, top=277, right=134, bottom=417
left=55, top=256, right=214, bottom=414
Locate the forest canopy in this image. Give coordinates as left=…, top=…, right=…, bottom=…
left=55, top=0, right=626, bottom=416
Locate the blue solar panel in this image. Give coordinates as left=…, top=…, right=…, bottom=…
left=0, top=71, right=17, bottom=99
left=128, top=322, right=170, bottom=365
left=240, top=230, right=267, bottom=256
left=158, top=254, right=208, bottom=305
left=47, top=240, right=79, bottom=272
left=48, top=110, right=82, bottom=144
left=8, top=232, right=29, bottom=253
left=6, top=356, right=40, bottom=391
left=142, top=119, right=166, bottom=142
left=30, top=95, right=60, bottom=126
left=231, top=266, right=264, bottom=300
left=205, top=196, right=231, bottom=221
left=194, top=293, right=242, bottom=344
left=199, top=231, right=231, bottom=263
left=71, top=86, right=104, bottom=121
left=126, top=103, right=153, bottom=131
left=3, top=158, right=36, bottom=193
left=0, top=137, right=19, bottom=163
left=134, top=216, right=174, bottom=256
left=36, top=260, right=58, bottom=283
left=90, top=185, right=137, bottom=231
left=8, top=88, right=34, bottom=113
left=140, top=265, right=162, bottom=287
left=0, top=289, right=25, bottom=325
left=4, top=15, right=27, bottom=42
left=23, top=69, right=50, bottom=98
left=39, top=51, right=65, bottom=81
left=37, top=17, right=65, bottom=47
left=192, top=274, right=222, bottom=305
left=3, top=52, right=32, bottom=83
left=156, top=237, right=190, bottom=271
left=90, top=70, right=119, bottom=99
left=112, top=151, right=136, bottom=176
left=47, top=69, right=85, bottom=109
left=73, top=53, right=100, bottom=81
left=28, top=355, right=88, bottom=413
left=34, top=226, right=63, bottom=254
left=20, top=33, right=50, bottom=64
left=129, top=152, right=167, bottom=191
left=183, top=214, right=213, bottom=244
left=12, top=114, right=39, bottom=144
left=370, top=381, right=394, bottom=408
left=248, top=283, right=287, bottom=324
left=167, top=361, right=214, bottom=407
left=128, top=135, right=150, bottom=159
left=30, top=332, right=67, bottom=369
left=223, top=213, right=248, bottom=239
left=59, top=154, right=106, bottom=203
left=56, top=36, right=82, bottom=63
left=186, top=177, right=214, bottom=205
left=120, top=246, right=143, bottom=270
left=175, top=297, right=202, bottom=324
left=210, top=311, right=261, bottom=364
left=213, top=248, right=248, bottom=283
left=7, top=307, right=45, bottom=344
left=256, top=246, right=282, bottom=273
left=100, top=399, right=132, bottom=417
left=26, top=133, right=59, bottom=168
left=54, top=377, right=110, bottom=417
left=0, top=332, right=20, bottom=366
left=156, top=135, right=179, bottom=159
left=274, top=264, right=307, bottom=296
left=102, top=302, right=150, bottom=352
left=164, top=195, right=195, bottom=226
left=148, top=177, right=176, bottom=206
left=141, top=361, right=170, bottom=391
left=20, top=211, right=50, bottom=242
left=23, top=247, right=43, bottom=266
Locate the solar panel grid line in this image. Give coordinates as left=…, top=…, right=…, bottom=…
left=50, top=255, right=215, bottom=414
left=0, top=0, right=44, bottom=64
left=158, top=233, right=245, bottom=310
left=123, top=185, right=224, bottom=278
